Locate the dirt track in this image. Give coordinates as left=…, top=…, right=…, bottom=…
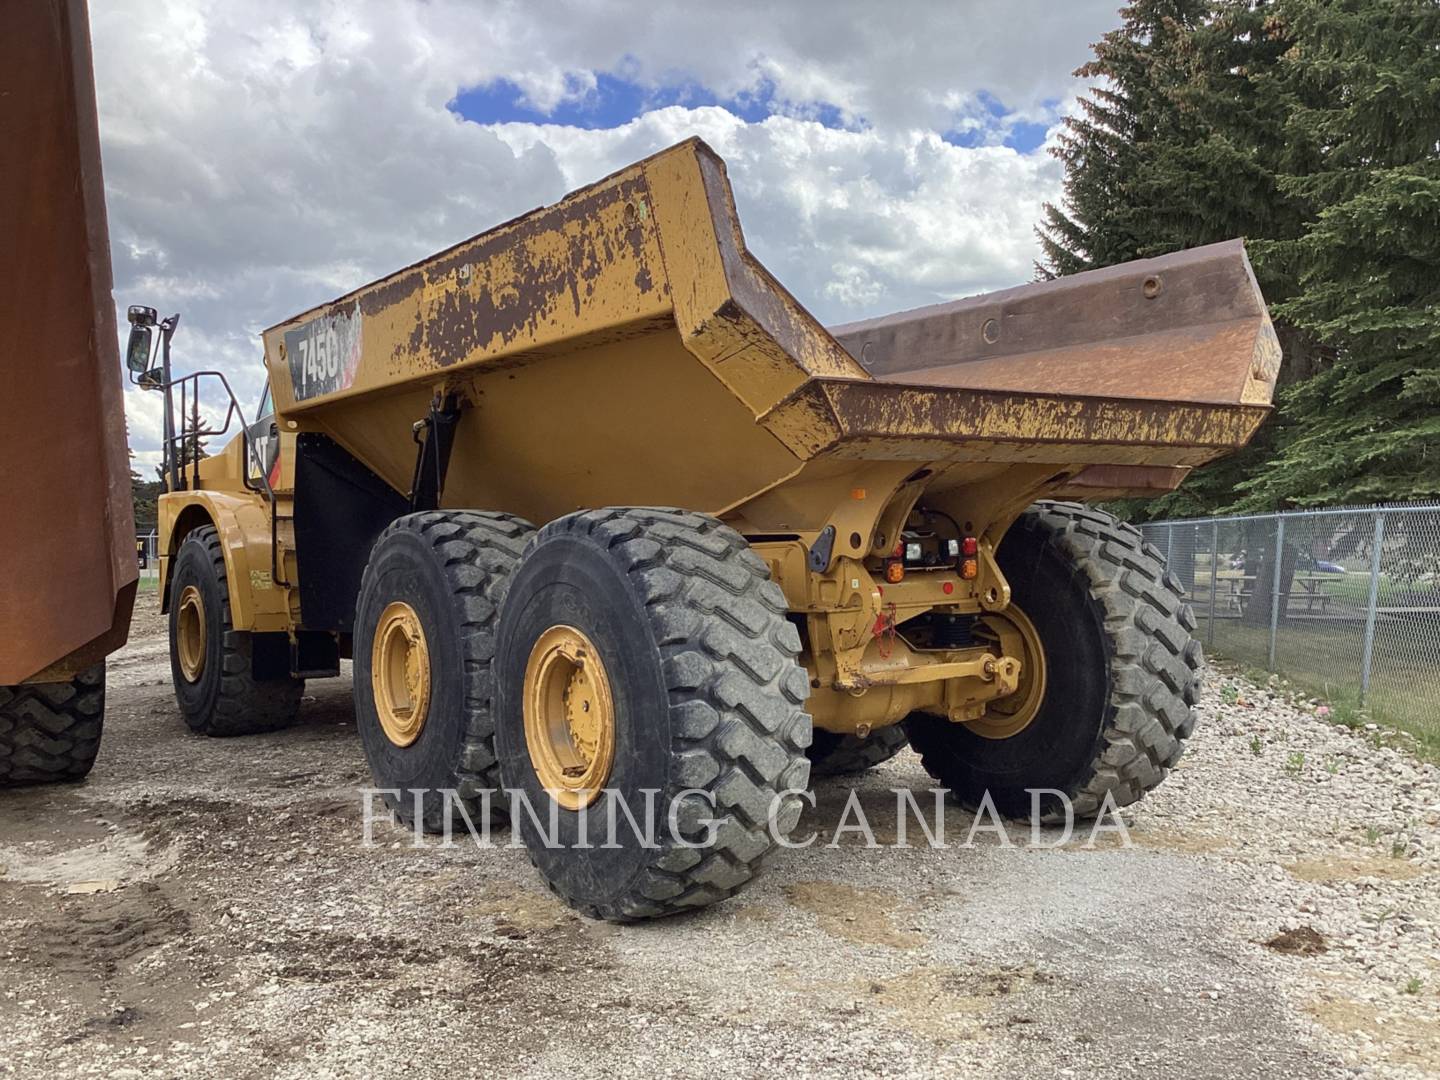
left=2, top=595, right=1438, bottom=1078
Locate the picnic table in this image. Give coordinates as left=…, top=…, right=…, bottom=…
left=1198, top=569, right=1336, bottom=615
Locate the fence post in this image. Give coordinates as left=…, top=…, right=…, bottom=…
left=1268, top=514, right=1284, bottom=671
left=1359, top=511, right=1386, bottom=705
left=1208, top=520, right=1219, bottom=647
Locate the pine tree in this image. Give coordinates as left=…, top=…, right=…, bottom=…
left=1038, top=0, right=1329, bottom=519
left=1237, top=0, right=1440, bottom=507
left=1040, top=0, right=1303, bottom=277
left=1039, top=0, right=1214, bottom=276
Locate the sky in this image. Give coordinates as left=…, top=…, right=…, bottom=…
left=92, top=0, right=1124, bottom=473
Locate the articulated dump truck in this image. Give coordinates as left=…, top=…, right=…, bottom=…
left=1, top=0, right=135, bottom=786
left=140, top=138, right=1280, bottom=920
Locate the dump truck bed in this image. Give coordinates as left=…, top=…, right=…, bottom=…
left=0, top=0, right=135, bottom=684
left=261, top=138, right=1277, bottom=527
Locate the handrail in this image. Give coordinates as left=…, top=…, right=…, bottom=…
left=162, top=369, right=273, bottom=501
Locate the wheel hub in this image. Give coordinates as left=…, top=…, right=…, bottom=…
left=176, top=585, right=207, bottom=683
left=967, top=605, right=1048, bottom=740
left=372, top=601, right=431, bottom=747
left=523, top=625, right=616, bottom=810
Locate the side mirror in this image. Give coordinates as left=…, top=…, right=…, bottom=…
left=126, top=305, right=159, bottom=374
left=125, top=323, right=154, bottom=373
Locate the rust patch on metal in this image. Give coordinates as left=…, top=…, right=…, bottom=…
left=873, top=320, right=1264, bottom=405
left=761, top=379, right=1270, bottom=467
left=1, top=0, right=137, bottom=682
left=1050, top=464, right=1191, bottom=499
left=693, top=147, right=869, bottom=382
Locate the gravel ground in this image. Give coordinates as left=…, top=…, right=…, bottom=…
left=2, top=594, right=1438, bottom=1078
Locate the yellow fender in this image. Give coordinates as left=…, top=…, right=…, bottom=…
left=158, top=490, right=290, bottom=633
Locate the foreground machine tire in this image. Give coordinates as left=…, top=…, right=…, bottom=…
left=495, top=508, right=812, bottom=922
left=353, top=511, right=536, bottom=833
left=0, top=665, right=105, bottom=785
left=906, top=502, right=1202, bottom=820
left=807, top=726, right=910, bottom=777
left=169, top=526, right=303, bottom=736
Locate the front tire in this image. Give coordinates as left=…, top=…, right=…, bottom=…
left=906, top=502, right=1202, bottom=819
left=495, top=508, right=812, bottom=922
left=169, top=526, right=303, bottom=736
left=0, top=665, right=104, bottom=785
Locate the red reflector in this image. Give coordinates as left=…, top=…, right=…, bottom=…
left=942, top=581, right=954, bottom=595
left=961, top=536, right=979, bottom=557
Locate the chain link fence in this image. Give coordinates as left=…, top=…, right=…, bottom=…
left=1140, top=504, right=1440, bottom=747
left=136, top=530, right=160, bottom=582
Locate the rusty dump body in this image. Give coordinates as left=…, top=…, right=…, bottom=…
left=162, top=137, right=1278, bottom=735
left=0, top=0, right=136, bottom=685
left=259, top=138, right=1276, bottom=520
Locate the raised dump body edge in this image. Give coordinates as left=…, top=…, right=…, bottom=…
left=258, top=138, right=1278, bottom=525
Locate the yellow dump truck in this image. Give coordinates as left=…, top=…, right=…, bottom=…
left=1, top=0, right=136, bottom=785
left=136, top=139, right=1280, bottom=920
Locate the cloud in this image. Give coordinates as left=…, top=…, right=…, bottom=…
left=91, top=0, right=1115, bottom=460
left=489, top=109, right=1062, bottom=318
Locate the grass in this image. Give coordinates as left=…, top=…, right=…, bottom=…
left=1203, top=619, right=1440, bottom=762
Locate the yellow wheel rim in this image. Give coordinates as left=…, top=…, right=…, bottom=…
left=176, top=585, right=207, bottom=683
left=968, top=605, right=1048, bottom=740
left=372, top=601, right=432, bottom=748
left=522, top=625, right=616, bottom=811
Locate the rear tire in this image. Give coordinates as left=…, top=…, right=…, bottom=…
left=495, top=508, right=812, bottom=922
left=353, top=511, right=535, bottom=833
left=169, top=526, right=303, bottom=736
left=807, top=726, right=909, bottom=777
left=0, top=665, right=105, bottom=785
left=905, top=502, right=1202, bottom=820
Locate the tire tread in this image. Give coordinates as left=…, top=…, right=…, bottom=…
left=0, top=665, right=104, bottom=785
left=521, top=507, right=811, bottom=921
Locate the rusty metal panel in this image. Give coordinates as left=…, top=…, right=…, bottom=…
left=830, top=240, right=1281, bottom=408
left=0, top=0, right=136, bottom=684
left=761, top=379, right=1270, bottom=466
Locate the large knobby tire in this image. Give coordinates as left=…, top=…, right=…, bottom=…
left=807, top=725, right=910, bottom=777
left=169, top=526, right=303, bottom=735
left=495, top=508, right=812, bottom=922
left=906, top=501, right=1202, bottom=820
left=353, top=510, right=535, bottom=834
left=0, top=665, right=105, bottom=785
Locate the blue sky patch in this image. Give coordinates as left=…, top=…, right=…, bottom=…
left=943, top=91, right=1059, bottom=152
left=450, top=72, right=851, bottom=130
